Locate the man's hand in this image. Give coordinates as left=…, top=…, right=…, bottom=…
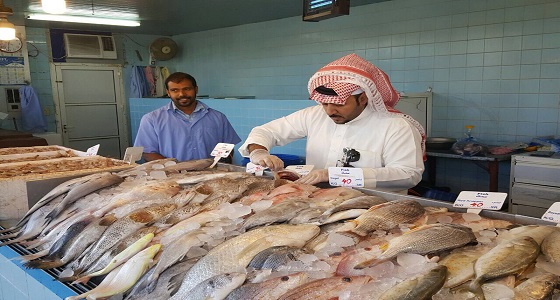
left=249, top=149, right=284, bottom=171
left=296, top=169, right=328, bottom=185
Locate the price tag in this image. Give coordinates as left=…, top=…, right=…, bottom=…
left=286, top=165, right=314, bottom=176
left=328, top=167, right=364, bottom=187
left=453, top=191, right=507, bottom=210
left=542, top=202, right=560, bottom=224
left=86, top=144, right=100, bottom=156
left=210, top=143, right=235, bottom=158
left=246, top=162, right=265, bottom=176
left=123, top=146, right=143, bottom=163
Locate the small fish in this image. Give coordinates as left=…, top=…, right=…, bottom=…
left=341, top=200, right=427, bottom=236
left=225, top=272, right=309, bottom=300
left=378, top=265, right=447, bottom=300
left=176, top=171, right=251, bottom=185
left=513, top=273, right=559, bottom=300
left=188, top=272, right=247, bottom=300
left=355, top=223, right=477, bottom=268
left=541, top=229, right=560, bottom=263
left=242, top=199, right=310, bottom=230
left=161, top=158, right=215, bottom=173
left=248, top=246, right=305, bottom=270
left=469, top=235, right=540, bottom=293
left=277, top=275, right=370, bottom=300
left=65, top=244, right=161, bottom=300
left=319, top=195, right=386, bottom=220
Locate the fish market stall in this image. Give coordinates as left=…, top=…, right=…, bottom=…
left=1, top=161, right=559, bottom=300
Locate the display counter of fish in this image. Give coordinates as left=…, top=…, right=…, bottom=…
left=1, top=158, right=559, bottom=300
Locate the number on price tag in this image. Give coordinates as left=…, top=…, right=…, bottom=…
left=453, top=191, right=507, bottom=210
left=86, top=144, right=100, bottom=156
left=328, top=167, right=364, bottom=187
left=246, top=162, right=265, bottom=176
left=542, top=202, right=560, bottom=224
left=210, top=143, right=235, bottom=158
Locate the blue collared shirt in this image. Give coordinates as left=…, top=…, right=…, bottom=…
left=134, top=101, right=241, bottom=161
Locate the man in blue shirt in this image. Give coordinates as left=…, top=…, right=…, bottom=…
left=134, top=72, right=241, bottom=162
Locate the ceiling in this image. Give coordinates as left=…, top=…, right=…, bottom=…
left=3, top=0, right=386, bottom=36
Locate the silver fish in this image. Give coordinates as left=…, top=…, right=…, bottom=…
left=242, top=199, right=310, bottom=230
left=45, top=172, right=123, bottom=222
left=170, top=224, right=320, bottom=300
left=161, top=158, right=215, bottom=173
left=248, top=246, right=305, bottom=270
left=378, top=265, right=447, bottom=300
left=319, top=195, right=386, bottom=220
left=176, top=171, right=251, bottom=185
left=438, top=244, right=490, bottom=288
left=469, top=235, right=540, bottom=293
left=188, top=272, right=247, bottom=300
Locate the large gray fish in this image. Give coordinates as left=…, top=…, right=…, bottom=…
left=4, top=172, right=114, bottom=233
left=469, top=235, right=540, bottom=293
left=45, top=172, right=124, bottom=222
left=153, top=202, right=202, bottom=229
left=237, top=179, right=290, bottom=205
left=277, top=275, right=371, bottom=300
left=242, top=199, right=310, bottom=230
left=225, top=272, right=309, bottom=300
left=340, top=199, right=427, bottom=236
left=378, top=265, right=447, bottom=300
left=188, top=272, right=246, bottom=300
left=71, top=203, right=176, bottom=276
left=513, top=273, right=559, bottom=300
left=319, top=195, right=387, bottom=221
left=354, top=223, right=477, bottom=269
left=23, top=215, right=94, bottom=269
left=169, top=224, right=320, bottom=300
left=541, top=229, right=560, bottom=263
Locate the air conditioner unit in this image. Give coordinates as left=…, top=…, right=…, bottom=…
left=63, top=33, right=117, bottom=59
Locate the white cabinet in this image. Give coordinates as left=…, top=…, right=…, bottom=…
left=509, top=153, right=560, bottom=218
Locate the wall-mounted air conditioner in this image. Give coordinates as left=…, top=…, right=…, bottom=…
left=63, top=33, right=117, bottom=59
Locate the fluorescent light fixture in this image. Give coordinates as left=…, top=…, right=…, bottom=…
left=27, top=13, right=140, bottom=27
left=41, top=0, right=66, bottom=14
left=0, top=18, right=15, bottom=40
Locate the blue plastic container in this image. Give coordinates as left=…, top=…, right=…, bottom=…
left=241, top=154, right=304, bottom=167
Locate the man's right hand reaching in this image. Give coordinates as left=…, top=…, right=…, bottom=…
left=249, top=149, right=284, bottom=171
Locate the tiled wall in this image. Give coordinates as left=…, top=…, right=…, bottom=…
left=128, top=98, right=314, bottom=165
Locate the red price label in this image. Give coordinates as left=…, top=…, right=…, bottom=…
left=341, top=178, right=352, bottom=185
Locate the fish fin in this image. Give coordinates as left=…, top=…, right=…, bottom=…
left=379, top=242, right=389, bottom=251
left=468, top=277, right=485, bottom=296
left=71, top=276, right=91, bottom=285
left=23, top=259, right=63, bottom=270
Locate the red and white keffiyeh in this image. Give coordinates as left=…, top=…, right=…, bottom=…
left=308, top=53, right=426, bottom=157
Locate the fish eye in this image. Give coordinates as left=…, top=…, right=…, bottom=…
left=281, top=276, right=289, bottom=281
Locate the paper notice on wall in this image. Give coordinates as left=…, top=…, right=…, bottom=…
left=0, top=56, right=26, bottom=85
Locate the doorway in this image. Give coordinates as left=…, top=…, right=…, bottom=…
left=51, top=63, right=129, bottom=159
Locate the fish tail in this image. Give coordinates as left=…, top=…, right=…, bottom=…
left=0, top=231, right=19, bottom=241
left=71, top=276, right=91, bottom=285
left=354, top=258, right=381, bottom=269
left=468, top=278, right=485, bottom=297
left=0, top=226, right=20, bottom=234
left=23, top=259, right=63, bottom=270
left=14, top=250, right=49, bottom=261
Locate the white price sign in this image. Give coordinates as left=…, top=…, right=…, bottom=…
left=123, top=146, right=143, bottom=163
left=328, top=167, right=364, bottom=187
left=286, top=165, right=314, bottom=176
left=542, top=202, right=560, bottom=224
left=246, top=162, right=265, bottom=176
left=86, top=144, right=100, bottom=156
left=453, top=191, right=507, bottom=210
left=210, top=143, right=235, bottom=158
